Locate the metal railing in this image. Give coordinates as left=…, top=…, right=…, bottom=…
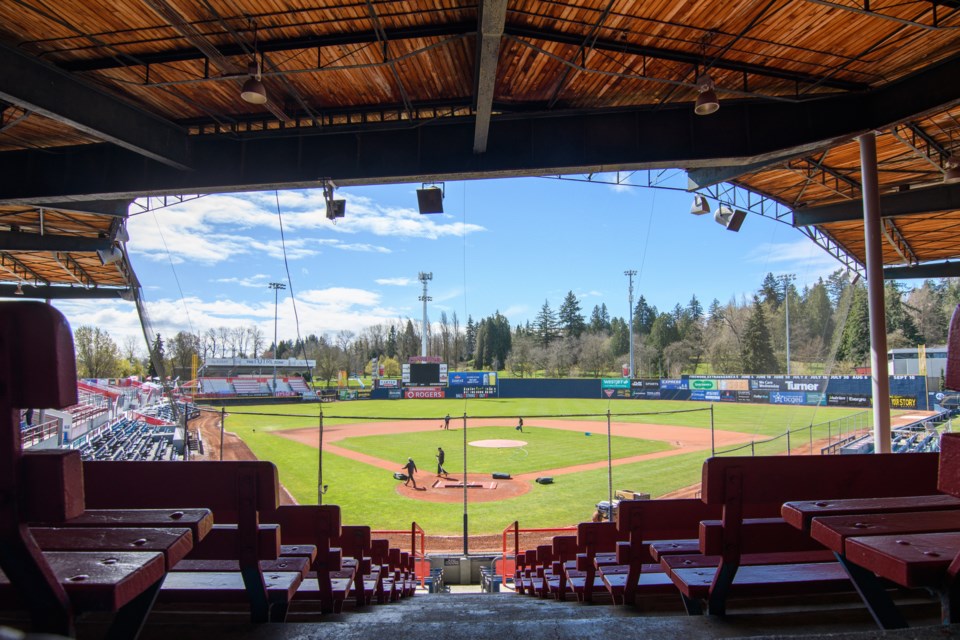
left=373, top=522, right=427, bottom=586
left=500, top=521, right=576, bottom=585
left=715, top=411, right=872, bottom=457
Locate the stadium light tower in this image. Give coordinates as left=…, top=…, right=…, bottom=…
left=781, top=273, right=795, bottom=375
left=418, top=272, right=432, bottom=357
left=269, top=282, right=286, bottom=394
left=625, top=270, right=637, bottom=378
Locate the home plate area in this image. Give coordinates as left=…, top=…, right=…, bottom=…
left=432, top=478, right=498, bottom=490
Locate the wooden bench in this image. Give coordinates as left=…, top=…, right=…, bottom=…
left=0, top=302, right=183, bottom=638
left=337, top=525, right=382, bottom=607
left=665, top=452, right=941, bottom=615
left=82, top=460, right=302, bottom=622
left=567, top=522, right=629, bottom=603
left=270, top=504, right=352, bottom=613
left=790, top=433, right=960, bottom=628
left=601, top=498, right=723, bottom=607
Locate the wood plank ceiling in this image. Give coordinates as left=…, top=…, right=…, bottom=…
left=1, top=0, right=960, bottom=296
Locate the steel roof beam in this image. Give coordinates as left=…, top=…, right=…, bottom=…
left=0, top=233, right=112, bottom=252
left=0, top=251, right=48, bottom=284
left=60, top=22, right=476, bottom=72
left=473, top=0, right=508, bottom=153
left=0, top=53, right=958, bottom=204
left=884, top=261, right=960, bottom=279
left=794, top=182, right=960, bottom=226
left=31, top=200, right=132, bottom=218
left=0, top=284, right=132, bottom=299
left=0, top=43, right=190, bottom=170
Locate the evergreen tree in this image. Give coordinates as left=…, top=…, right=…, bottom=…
left=535, top=299, right=559, bottom=346
left=148, top=332, right=165, bottom=378
left=885, top=281, right=922, bottom=345
left=386, top=325, right=397, bottom=358
left=634, top=295, right=657, bottom=335
left=837, top=285, right=870, bottom=365
left=465, top=316, right=476, bottom=360
left=610, top=317, right=630, bottom=356
left=826, top=269, right=850, bottom=306
left=760, top=272, right=782, bottom=309
left=688, top=295, right=704, bottom=322
left=741, top=296, right=778, bottom=373
left=558, top=290, right=586, bottom=338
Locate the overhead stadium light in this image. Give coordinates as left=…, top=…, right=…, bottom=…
left=323, top=180, right=345, bottom=220
left=14, top=282, right=24, bottom=296
left=714, top=206, right=747, bottom=232
left=416, top=184, right=444, bottom=214
left=97, top=245, right=123, bottom=265
left=945, top=157, right=960, bottom=185
left=114, top=222, right=130, bottom=243
left=694, top=74, right=719, bottom=116
left=690, top=194, right=710, bottom=215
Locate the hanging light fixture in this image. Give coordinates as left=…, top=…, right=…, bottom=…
left=694, top=74, right=719, bottom=116
left=14, top=282, right=24, bottom=295
left=241, top=22, right=267, bottom=105
left=945, top=157, right=960, bottom=185
left=693, top=73, right=720, bottom=116
left=241, top=60, right=267, bottom=105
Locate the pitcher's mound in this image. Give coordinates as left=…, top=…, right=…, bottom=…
left=470, top=439, right=526, bottom=448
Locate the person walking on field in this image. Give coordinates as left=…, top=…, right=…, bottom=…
left=402, top=457, right=418, bottom=488
left=436, top=447, right=448, bottom=477
left=443, top=413, right=451, bottom=430
left=515, top=417, right=524, bottom=433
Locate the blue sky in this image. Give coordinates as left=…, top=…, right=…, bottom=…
left=53, top=172, right=843, bottom=352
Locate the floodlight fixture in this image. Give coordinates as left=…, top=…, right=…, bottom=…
left=14, top=282, right=24, bottom=296
left=323, top=180, right=345, bottom=220
left=97, top=245, right=123, bottom=265
left=690, top=194, right=711, bottom=215
left=417, top=183, right=444, bottom=214
left=945, top=157, right=960, bottom=185
left=714, top=206, right=747, bottom=232
left=241, top=24, right=268, bottom=105
left=694, top=74, right=719, bottom=116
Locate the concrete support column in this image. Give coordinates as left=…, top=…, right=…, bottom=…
left=859, top=132, right=892, bottom=453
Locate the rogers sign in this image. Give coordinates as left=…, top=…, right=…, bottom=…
left=404, top=387, right=445, bottom=399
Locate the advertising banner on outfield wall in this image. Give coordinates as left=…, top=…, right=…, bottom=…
left=687, top=376, right=750, bottom=391
left=601, top=378, right=631, bottom=389
left=769, top=391, right=806, bottom=405
left=751, top=376, right=830, bottom=393
left=448, top=386, right=499, bottom=399
left=404, top=387, right=446, bottom=399
left=448, top=372, right=498, bottom=387
left=630, top=379, right=661, bottom=399
left=890, top=395, right=918, bottom=409
left=827, top=393, right=870, bottom=407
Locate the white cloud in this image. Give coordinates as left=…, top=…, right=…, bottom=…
left=376, top=277, right=412, bottom=286
left=215, top=274, right=272, bottom=288
left=746, top=238, right=845, bottom=286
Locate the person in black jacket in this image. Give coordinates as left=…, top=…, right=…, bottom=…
left=402, top=457, right=418, bottom=488
left=436, top=447, right=448, bottom=477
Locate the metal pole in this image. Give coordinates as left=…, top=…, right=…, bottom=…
left=219, top=406, right=225, bottom=461
left=858, top=133, right=892, bottom=453
left=710, top=404, right=715, bottom=456
left=318, top=409, right=324, bottom=504
left=625, top=270, right=637, bottom=378
left=787, top=428, right=791, bottom=455
left=606, top=410, right=613, bottom=515
left=418, top=272, right=433, bottom=357
left=269, top=282, right=285, bottom=396
left=462, top=412, right=468, bottom=556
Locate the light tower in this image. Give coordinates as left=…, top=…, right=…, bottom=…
left=625, top=270, right=637, bottom=378
left=268, top=282, right=286, bottom=394
left=418, top=272, right=432, bottom=357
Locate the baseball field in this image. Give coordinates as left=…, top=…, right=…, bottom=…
left=195, top=398, right=885, bottom=536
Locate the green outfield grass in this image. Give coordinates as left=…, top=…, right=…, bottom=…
left=335, top=425, right=671, bottom=476
left=212, top=398, right=875, bottom=534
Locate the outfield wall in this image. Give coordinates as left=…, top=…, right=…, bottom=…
left=368, top=374, right=930, bottom=409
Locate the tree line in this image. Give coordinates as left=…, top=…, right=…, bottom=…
left=73, top=271, right=960, bottom=381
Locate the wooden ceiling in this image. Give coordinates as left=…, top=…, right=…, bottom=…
left=1, top=0, right=960, bottom=296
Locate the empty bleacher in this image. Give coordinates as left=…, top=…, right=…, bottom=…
left=231, top=378, right=264, bottom=395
